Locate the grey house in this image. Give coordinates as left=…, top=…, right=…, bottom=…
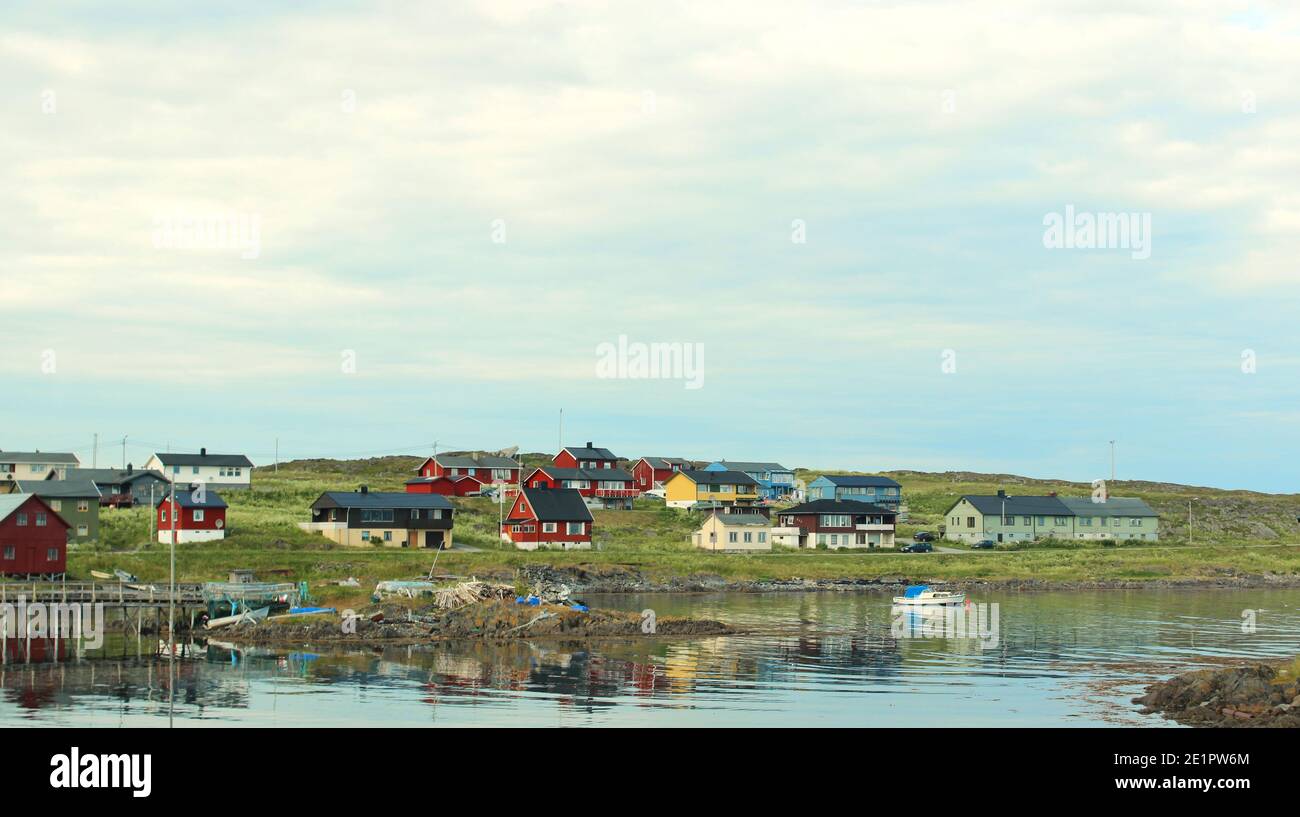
left=77, top=467, right=172, bottom=507
left=943, top=491, right=1159, bottom=543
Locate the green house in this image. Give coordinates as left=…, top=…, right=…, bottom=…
left=942, top=491, right=1159, bottom=544
left=11, top=479, right=102, bottom=543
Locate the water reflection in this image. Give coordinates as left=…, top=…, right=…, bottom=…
left=1, top=589, right=1297, bottom=726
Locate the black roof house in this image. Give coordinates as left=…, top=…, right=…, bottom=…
left=518, top=487, right=593, bottom=522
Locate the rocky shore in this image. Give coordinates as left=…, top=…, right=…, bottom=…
left=1134, top=660, right=1300, bottom=727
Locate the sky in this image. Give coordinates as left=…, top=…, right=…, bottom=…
left=2, top=1, right=1299, bottom=492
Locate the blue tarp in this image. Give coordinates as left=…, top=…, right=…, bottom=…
left=902, top=585, right=929, bottom=598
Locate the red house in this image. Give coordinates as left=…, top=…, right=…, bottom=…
left=413, top=453, right=521, bottom=485
left=405, top=474, right=485, bottom=497
left=0, top=494, right=71, bottom=577
left=156, top=488, right=228, bottom=544
left=632, top=457, right=693, bottom=493
left=523, top=465, right=637, bottom=510
left=776, top=499, right=897, bottom=549
left=554, top=442, right=620, bottom=470
left=501, top=487, right=594, bottom=550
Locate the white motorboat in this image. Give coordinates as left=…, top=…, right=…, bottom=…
left=892, top=585, right=966, bottom=606
left=204, top=606, right=270, bottom=630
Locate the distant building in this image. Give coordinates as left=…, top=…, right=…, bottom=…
left=7, top=480, right=101, bottom=543
left=76, top=466, right=171, bottom=507
left=413, top=453, right=522, bottom=485
left=554, top=443, right=620, bottom=470
left=693, top=512, right=773, bottom=552
left=664, top=470, right=761, bottom=509
left=806, top=474, right=902, bottom=509
left=303, top=488, right=455, bottom=549
left=704, top=461, right=795, bottom=500
left=0, top=451, right=80, bottom=481
left=405, top=474, right=485, bottom=497
left=0, top=494, right=70, bottom=577
left=524, top=465, right=637, bottom=510
left=941, top=491, right=1160, bottom=543
left=156, top=488, right=228, bottom=544
left=501, top=487, right=594, bottom=551
left=775, top=499, right=897, bottom=549
left=632, top=457, right=694, bottom=493
left=145, top=449, right=254, bottom=490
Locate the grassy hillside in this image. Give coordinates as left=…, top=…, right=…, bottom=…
left=65, top=458, right=1300, bottom=596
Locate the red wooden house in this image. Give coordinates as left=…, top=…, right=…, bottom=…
left=775, top=499, right=897, bottom=549
left=405, top=474, right=485, bottom=497
left=554, top=442, right=620, bottom=470
left=0, top=494, right=71, bottom=577
left=501, top=487, right=594, bottom=550
left=632, top=457, right=693, bottom=493
left=414, top=453, right=521, bottom=485
left=156, top=488, right=228, bottom=544
left=523, top=465, right=637, bottom=510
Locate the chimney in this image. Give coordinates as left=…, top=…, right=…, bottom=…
left=200, top=447, right=207, bottom=457
left=127, top=463, right=134, bottom=474
left=1048, top=491, right=1057, bottom=497
left=359, top=485, right=369, bottom=494
left=586, top=441, right=592, bottom=449
left=997, top=489, right=1006, bottom=498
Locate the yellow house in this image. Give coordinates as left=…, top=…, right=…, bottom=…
left=664, top=470, right=761, bottom=509
left=692, top=512, right=773, bottom=551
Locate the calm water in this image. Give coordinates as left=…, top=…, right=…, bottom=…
left=2, top=589, right=1298, bottom=727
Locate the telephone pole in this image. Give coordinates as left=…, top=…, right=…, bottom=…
left=92, top=433, right=99, bottom=468
left=1109, top=440, right=1116, bottom=481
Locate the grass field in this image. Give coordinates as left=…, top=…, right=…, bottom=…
left=63, top=456, right=1300, bottom=602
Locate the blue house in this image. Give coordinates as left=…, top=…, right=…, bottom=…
left=704, top=461, right=795, bottom=500
left=806, top=474, right=902, bottom=509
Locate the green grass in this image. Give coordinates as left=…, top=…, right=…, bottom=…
left=60, top=457, right=1300, bottom=600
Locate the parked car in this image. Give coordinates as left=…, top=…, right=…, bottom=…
left=901, top=541, right=933, bottom=553
left=972, top=539, right=996, bottom=549
left=913, top=531, right=935, bottom=542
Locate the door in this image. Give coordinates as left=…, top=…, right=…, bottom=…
left=426, top=530, right=445, bottom=549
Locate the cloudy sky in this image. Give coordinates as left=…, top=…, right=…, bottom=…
left=2, top=1, right=1298, bottom=491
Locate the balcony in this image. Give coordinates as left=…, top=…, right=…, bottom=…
left=856, top=523, right=894, bottom=532
left=595, top=488, right=638, bottom=498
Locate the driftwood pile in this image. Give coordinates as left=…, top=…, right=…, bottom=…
left=431, top=580, right=514, bottom=610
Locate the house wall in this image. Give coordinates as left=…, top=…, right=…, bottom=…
left=777, top=511, right=896, bottom=549
left=301, top=522, right=450, bottom=548
left=1, top=462, right=74, bottom=480
left=44, top=497, right=99, bottom=542
left=0, top=497, right=70, bottom=574
left=942, top=498, right=1160, bottom=542
left=146, top=457, right=251, bottom=488
left=694, top=516, right=772, bottom=552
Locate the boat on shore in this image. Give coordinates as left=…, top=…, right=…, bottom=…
left=205, top=607, right=270, bottom=630
left=892, top=585, right=966, bottom=606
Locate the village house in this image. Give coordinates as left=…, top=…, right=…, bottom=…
left=632, top=457, right=694, bottom=493
left=413, top=452, right=522, bottom=485
left=145, top=449, right=254, bottom=490
left=5, top=480, right=101, bottom=543
left=156, top=488, right=229, bottom=544
left=806, top=474, right=903, bottom=509
left=0, top=494, right=71, bottom=577
left=775, top=498, right=898, bottom=549
left=704, top=461, right=796, bottom=500
left=303, top=487, right=455, bottom=549
left=554, top=442, right=621, bottom=470
left=663, top=469, right=761, bottom=510
left=75, top=466, right=171, bottom=507
left=692, top=511, right=773, bottom=552
left=524, top=465, right=637, bottom=510
left=405, top=474, right=485, bottom=497
left=942, top=491, right=1160, bottom=543
left=500, top=486, right=594, bottom=550
left=0, top=450, right=80, bottom=481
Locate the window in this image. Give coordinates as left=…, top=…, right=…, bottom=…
left=51, top=500, right=63, bottom=512
left=1113, top=518, right=1121, bottom=527
left=758, top=532, right=767, bottom=543
left=30, top=464, right=44, bottom=473
left=360, top=509, right=395, bottom=523
left=817, top=534, right=827, bottom=546
left=193, top=509, right=205, bottom=522
left=821, top=514, right=852, bottom=528
left=543, top=522, right=557, bottom=533
left=1035, top=516, right=1046, bottom=526
left=47, top=548, right=60, bottom=561
left=78, top=500, right=89, bottom=512
left=36, top=513, right=46, bottom=527
left=193, top=466, right=200, bottom=475
left=966, top=517, right=975, bottom=528
left=728, top=531, right=738, bottom=543
left=566, top=521, right=584, bottom=535
left=384, top=531, right=392, bottom=541
left=160, top=510, right=168, bottom=523
left=77, top=525, right=88, bottom=536
left=0, top=545, right=13, bottom=559
left=173, top=466, right=181, bottom=474
left=743, top=532, right=753, bottom=543
left=1023, top=516, right=1032, bottom=525
left=1130, top=518, right=1142, bottom=527
left=16, top=513, right=26, bottom=526
left=1054, top=516, right=1068, bottom=526
left=1080, top=517, right=1092, bottom=527
left=411, top=509, right=421, bottom=520
left=361, top=530, right=370, bottom=539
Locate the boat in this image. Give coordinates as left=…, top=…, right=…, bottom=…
left=115, top=569, right=139, bottom=583
left=892, top=585, right=966, bottom=606
left=204, top=606, right=270, bottom=630
left=90, top=570, right=114, bottom=580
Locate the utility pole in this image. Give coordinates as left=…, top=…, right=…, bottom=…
left=1188, top=498, right=1195, bottom=546
left=275, top=438, right=279, bottom=473
left=122, top=436, right=128, bottom=470
left=558, top=408, right=563, bottom=454
left=1109, top=440, right=1116, bottom=482
left=167, top=474, right=177, bottom=728
left=92, top=433, right=98, bottom=469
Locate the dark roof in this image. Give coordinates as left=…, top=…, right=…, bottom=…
left=517, top=487, right=593, bottom=522
left=155, top=489, right=228, bottom=509
left=679, top=469, right=759, bottom=487
left=425, top=454, right=520, bottom=471
left=313, top=491, right=454, bottom=511
left=532, top=466, right=633, bottom=482
left=817, top=474, right=902, bottom=488
left=152, top=452, right=254, bottom=468
left=782, top=499, right=895, bottom=515
left=954, top=495, right=1072, bottom=516
left=0, top=451, right=80, bottom=464
left=1059, top=497, right=1158, bottom=518
left=77, top=468, right=169, bottom=486
left=641, top=457, right=693, bottom=469
left=405, top=474, right=483, bottom=485
left=560, top=445, right=618, bottom=460
left=712, top=461, right=790, bottom=473
left=14, top=479, right=101, bottom=498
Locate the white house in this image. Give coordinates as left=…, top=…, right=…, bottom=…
left=144, top=449, right=254, bottom=490
left=0, top=450, right=80, bottom=481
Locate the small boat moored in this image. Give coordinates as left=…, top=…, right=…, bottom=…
left=892, top=585, right=966, bottom=606
left=204, top=606, right=271, bottom=630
